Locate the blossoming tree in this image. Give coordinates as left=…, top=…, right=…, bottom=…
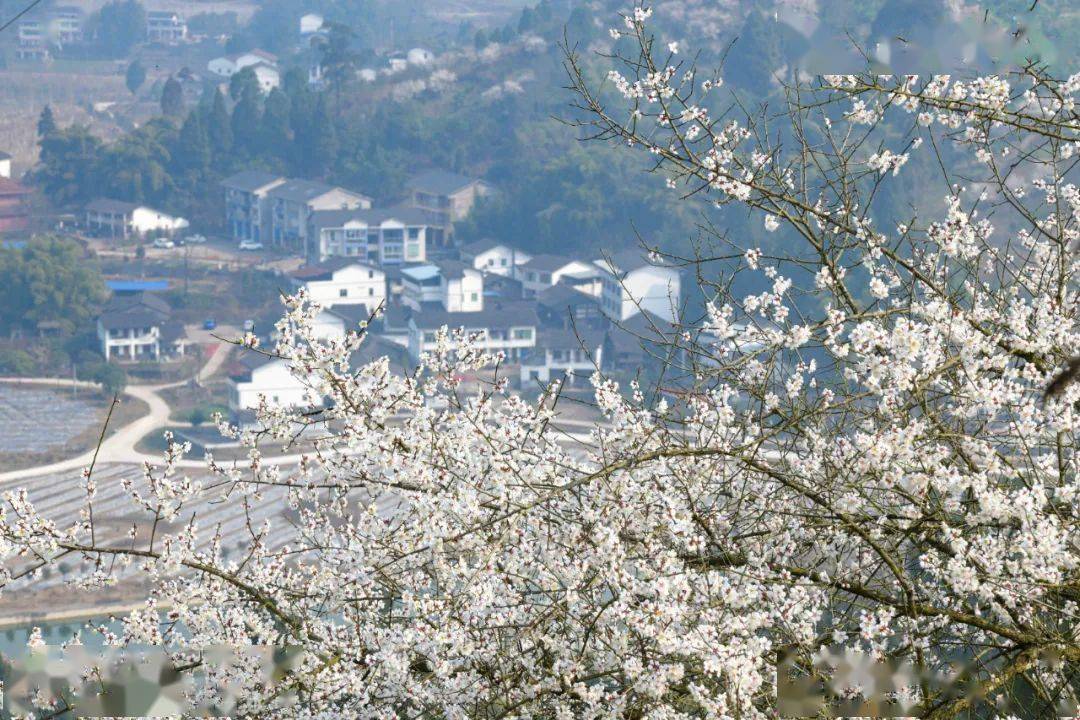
left=2, top=7, right=1079, bottom=718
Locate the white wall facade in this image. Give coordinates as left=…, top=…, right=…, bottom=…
left=230, top=360, right=312, bottom=412
left=470, top=245, right=531, bottom=276
left=444, top=270, right=484, bottom=312
left=130, top=207, right=189, bottom=235
left=408, top=321, right=536, bottom=364
left=301, top=264, right=386, bottom=310
left=600, top=265, right=682, bottom=321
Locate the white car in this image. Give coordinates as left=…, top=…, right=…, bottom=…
left=238, top=240, right=264, bottom=251
left=152, top=237, right=175, bottom=249
left=185, top=234, right=207, bottom=244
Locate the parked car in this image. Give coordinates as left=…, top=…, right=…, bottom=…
left=185, top=234, right=207, bottom=244
left=203, top=318, right=217, bottom=331
left=152, top=237, right=175, bottom=249
left=238, top=240, right=264, bottom=251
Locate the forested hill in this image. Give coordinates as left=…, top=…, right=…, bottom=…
left=29, top=0, right=1080, bottom=261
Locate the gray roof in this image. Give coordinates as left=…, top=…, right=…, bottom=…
left=289, top=257, right=377, bottom=281
left=459, top=238, right=503, bottom=256
left=597, top=249, right=666, bottom=277
left=537, top=284, right=599, bottom=310
left=310, top=205, right=436, bottom=230
left=221, top=170, right=284, bottom=193
left=86, top=198, right=138, bottom=214
left=98, top=292, right=171, bottom=330
left=434, top=259, right=472, bottom=278
left=406, top=169, right=483, bottom=196
left=521, top=254, right=577, bottom=273
left=268, top=179, right=338, bottom=203
left=0, top=151, right=11, bottom=161
left=537, top=327, right=606, bottom=351
left=326, top=303, right=371, bottom=326
left=411, top=300, right=538, bottom=331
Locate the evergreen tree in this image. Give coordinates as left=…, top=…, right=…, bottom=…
left=229, top=67, right=261, bottom=102
left=36, top=105, right=57, bottom=139
left=92, top=0, right=146, bottom=57
left=260, top=88, right=291, bottom=157
left=161, top=76, right=185, bottom=117
left=231, top=89, right=263, bottom=156
left=308, top=94, right=337, bottom=176
left=207, top=88, right=232, bottom=155
left=474, top=29, right=489, bottom=50
left=125, top=59, right=146, bottom=95
left=175, top=112, right=210, bottom=175
left=724, top=10, right=781, bottom=94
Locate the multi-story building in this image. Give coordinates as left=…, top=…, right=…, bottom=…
left=146, top=10, right=187, bottom=43
left=228, top=352, right=312, bottom=422
left=405, top=170, right=493, bottom=223
left=96, top=293, right=186, bottom=362
left=595, top=250, right=682, bottom=322
left=400, top=260, right=483, bottom=313
left=515, top=255, right=598, bottom=296
left=308, top=206, right=430, bottom=265
left=15, top=19, right=49, bottom=60
left=51, top=6, right=84, bottom=45
left=407, top=300, right=538, bottom=364
left=268, top=180, right=372, bottom=253
left=460, top=240, right=532, bottom=277
left=520, top=328, right=606, bottom=386
left=289, top=258, right=387, bottom=311
left=222, top=171, right=285, bottom=243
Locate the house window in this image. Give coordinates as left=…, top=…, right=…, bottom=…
left=470, top=293, right=478, bottom=302
left=501, top=258, right=507, bottom=266
left=368, top=270, right=374, bottom=278
left=408, top=228, right=419, bottom=240
left=512, top=328, right=533, bottom=341
left=339, top=288, right=348, bottom=297
left=422, top=331, right=437, bottom=343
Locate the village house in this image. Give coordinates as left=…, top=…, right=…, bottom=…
left=308, top=206, right=430, bottom=265
left=536, top=284, right=607, bottom=330
left=222, top=171, right=285, bottom=243
left=268, top=180, right=372, bottom=253
left=228, top=352, right=313, bottom=423
left=96, top=292, right=186, bottom=362
left=289, top=258, right=387, bottom=312
left=0, top=151, right=11, bottom=179
left=594, top=250, right=682, bottom=322
left=207, top=49, right=278, bottom=79
left=520, top=328, right=606, bottom=386
left=146, top=10, right=187, bottom=43
left=460, top=240, right=532, bottom=277
left=406, top=300, right=538, bottom=364
left=15, top=18, right=49, bottom=60
left=0, top=177, right=31, bottom=233
left=515, top=254, right=598, bottom=296
left=405, top=170, right=493, bottom=223
left=400, top=260, right=483, bottom=313
left=85, top=199, right=189, bottom=239
left=299, top=13, right=324, bottom=36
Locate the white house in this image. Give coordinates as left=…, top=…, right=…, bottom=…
left=97, top=293, right=186, bottom=362
left=460, top=240, right=531, bottom=277
left=595, top=251, right=682, bottom=322
left=146, top=10, right=186, bottom=43
left=299, top=13, right=324, bottom=35
left=268, top=180, right=372, bottom=253
left=520, top=328, right=606, bottom=386
left=515, top=255, right=598, bottom=296
left=85, top=199, right=189, bottom=239
left=250, top=62, right=281, bottom=92
left=308, top=206, right=431, bottom=265
left=0, top=151, right=11, bottom=179
left=207, top=49, right=278, bottom=78
left=228, top=352, right=314, bottom=421
left=289, top=259, right=386, bottom=311
left=400, top=261, right=483, bottom=313
left=407, top=47, right=435, bottom=65
left=407, top=300, right=538, bottom=364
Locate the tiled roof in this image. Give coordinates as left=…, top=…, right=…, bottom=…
left=221, top=170, right=284, bottom=193
left=405, top=169, right=482, bottom=196
left=410, top=300, right=538, bottom=331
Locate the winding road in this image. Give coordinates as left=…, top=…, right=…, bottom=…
left=0, top=339, right=234, bottom=482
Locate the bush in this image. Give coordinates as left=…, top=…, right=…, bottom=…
left=0, top=348, right=35, bottom=375
left=85, top=362, right=127, bottom=396
left=188, top=406, right=207, bottom=426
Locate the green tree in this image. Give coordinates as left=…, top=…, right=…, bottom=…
left=126, top=59, right=146, bottom=95
left=174, top=111, right=210, bottom=177
left=90, top=363, right=127, bottom=395
left=724, top=10, right=782, bottom=94
left=92, top=0, right=146, bottom=57
left=317, top=22, right=358, bottom=104
left=0, top=348, right=35, bottom=375
left=229, top=66, right=261, bottom=102
left=305, top=94, right=337, bottom=176
left=231, top=88, right=263, bottom=156
left=0, top=237, right=108, bottom=336
left=260, top=87, right=291, bottom=156
left=161, top=76, right=184, bottom=117
left=206, top=88, right=232, bottom=155
left=35, top=125, right=104, bottom=205
left=36, top=105, right=57, bottom=139
left=474, top=28, right=489, bottom=50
